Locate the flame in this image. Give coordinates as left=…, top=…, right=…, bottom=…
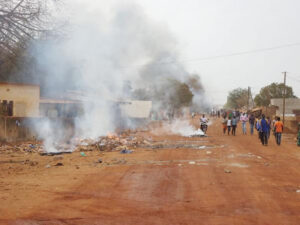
left=107, top=132, right=117, bottom=139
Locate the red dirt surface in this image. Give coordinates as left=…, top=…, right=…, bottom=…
left=0, top=118, right=299, bottom=225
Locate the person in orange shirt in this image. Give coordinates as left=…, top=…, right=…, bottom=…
left=274, top=117, right=284, bottom=145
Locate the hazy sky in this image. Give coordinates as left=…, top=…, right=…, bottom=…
left=79, top=0, right=300, bottom=105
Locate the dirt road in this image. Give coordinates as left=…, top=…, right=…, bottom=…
left=0, top=118, right=299, bottom=225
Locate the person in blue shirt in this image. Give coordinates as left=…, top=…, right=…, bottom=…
left=260, top=114, right=269, bottom=146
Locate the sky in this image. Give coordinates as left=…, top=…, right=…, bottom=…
left=77, top=0, right=300, bottom=105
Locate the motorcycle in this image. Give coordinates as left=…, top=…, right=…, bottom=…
left=200, top=122, right=208, bottom=134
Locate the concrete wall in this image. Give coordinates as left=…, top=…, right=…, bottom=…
left=120, top=100, right=152, bottom=118
left=0, top=117, right=76, bottom=142
left=0, top=83, right=40, bottom=117
left=270, top=98, right=300, bottom=116
left=0, top=117, right=38, bottom=142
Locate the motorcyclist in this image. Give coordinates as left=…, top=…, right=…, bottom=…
left=200, top=114, right=209, bottom=132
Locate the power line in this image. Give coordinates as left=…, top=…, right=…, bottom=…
left=120, top=41, right=300, bottom=69
left=181, top=42, right=300, bottom=63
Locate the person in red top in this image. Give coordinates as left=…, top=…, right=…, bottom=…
left=274, top=117, right=284, bottom=145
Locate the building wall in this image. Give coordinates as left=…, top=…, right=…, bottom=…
left=0, top=117, right=38, bottom=142
left=0, top=83, right=40, bottom=117
left=270, top=98, right=300, bottom=116
left=120, top=100, right=152, bottom=118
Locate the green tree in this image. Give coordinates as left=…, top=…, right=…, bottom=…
left=225, top=88, right=248, bottom=109
left=254, top=83, right=296, bottom=107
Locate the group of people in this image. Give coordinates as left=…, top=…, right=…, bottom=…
left=222, top=112, right=284, bottom=146
left=222, top=112, right=247, bottom=136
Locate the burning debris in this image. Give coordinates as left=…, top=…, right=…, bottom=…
left=0, top=119, right=210, bottom=156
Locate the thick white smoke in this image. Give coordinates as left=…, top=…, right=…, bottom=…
left=29, top=1, right=208, bottom=152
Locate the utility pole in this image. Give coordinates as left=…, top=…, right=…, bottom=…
left=247, top=86, right=250, bottom=112
left=282, top=71, right=287, bottom=126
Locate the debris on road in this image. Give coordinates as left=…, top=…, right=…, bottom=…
left=80, top=152, right=87, bottom=157
left=224, top=169, right=232, bottom=173
left=120, top=149, right=133, bottom=154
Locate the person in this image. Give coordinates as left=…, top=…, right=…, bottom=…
left=200, top=114, right=209, bottom=133
left=222, top=116, right=228, bottom=134
left=274, top=117, right=284, bottom=145
left=260, top=114, right=269, bottom=146
left=249, top=114, right=255, bottom=135
left=240, top=112, right=248, bottom=135
left=227, top=117, right=232, bottom=135
left=256, top=116, right=262, bottom=140
left=231, top=116, right=237, bottom=136
left=228, top=111, right=233, bottom=120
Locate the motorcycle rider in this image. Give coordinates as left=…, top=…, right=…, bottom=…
left=200, top=114, right=209, bottom=133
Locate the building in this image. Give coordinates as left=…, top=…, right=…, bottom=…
left=270, top=98, right=300, bottom=117
left=270, top=98, right=300, bottom=132
left=0, top=82, right=40, bottom=117
left=120, top=100, right=152, bottom=119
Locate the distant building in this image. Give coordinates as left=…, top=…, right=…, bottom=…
left=270, top=98, right=300, bottom=132
left=270, top=98, right=300, bottom=117
left=0, top=82, right=40, bottom=117
left=39, top=97, right=83, bottom=118
left=120, top=100, right=152, bottom=119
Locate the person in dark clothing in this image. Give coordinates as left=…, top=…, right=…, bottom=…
left=260, top=114, right=269, bottom=146
left=249, top=114, right=255, bottom=135
left=231, top=116, right=237, bottom=136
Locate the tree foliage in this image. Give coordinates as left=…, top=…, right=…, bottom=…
left=254, top=82, right=296, bottom=107
left=225, top=88, right=249, bottom=109
left=185, top=74, right=204, bottom=93
left=132, top=78, right=193, bottom=110
left=0, top=0, right=53, bottom=54
left=0, top=0, right=58, bottom=81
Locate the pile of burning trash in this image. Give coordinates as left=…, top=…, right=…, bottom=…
left=0, top=142, right=44, bottom=154
left=0, top=128, right=207, bottom=155
left=74, top=132, right=144, bottom=152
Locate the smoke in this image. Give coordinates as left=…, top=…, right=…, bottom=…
left=27, top=1, right=207, bottom=152
left=151, top=119, right=205, bottom=137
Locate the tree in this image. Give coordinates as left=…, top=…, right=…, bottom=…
left=0, top=0, right=60, bottom=82
left=0, top=0, right=53, bottom=54
left=185, top=74, right=204, bottom=93
left=225, top=88, right=248, bottom=109
left=254, top=82, right=296, bottom=107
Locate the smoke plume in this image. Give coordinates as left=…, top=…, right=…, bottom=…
left=27, top=2, right=207, bottom=152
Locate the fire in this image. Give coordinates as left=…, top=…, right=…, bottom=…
left=107, top=132, right=117, bottom=139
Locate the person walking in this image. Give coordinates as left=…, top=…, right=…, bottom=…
left=256, top=116, right=263, bottom=141
left=227, top=117, right=232, bottom=135
left=260, top=114, right=269, bottom=146
left=249, top=113, right=255, bottom=135
left=274, top=117, right=284, bottom=145
left=222, top=116, right=228, bottom=134
left=240, top=113, right=248, bottom=135
left=231, top=116, right=237, bottom=136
